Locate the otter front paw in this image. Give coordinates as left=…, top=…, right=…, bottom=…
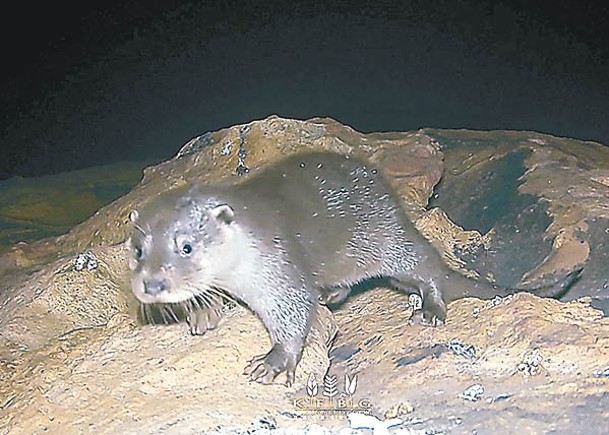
left=187, top=304, right=223, bottom=335
left=243, top=345, right=297, bottom=387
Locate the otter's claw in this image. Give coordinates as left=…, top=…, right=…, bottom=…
left=187, top=304, right=223, bottom=335
left=243, top=345, right=296, bottom=386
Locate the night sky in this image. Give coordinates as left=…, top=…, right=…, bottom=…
left=1, top=0, right=608, bottom=180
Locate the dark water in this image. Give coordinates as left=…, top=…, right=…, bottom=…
left=0, top=159, right=155, bottom=253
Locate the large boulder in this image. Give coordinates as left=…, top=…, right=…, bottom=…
left=1, top=116, right=607, bottom=434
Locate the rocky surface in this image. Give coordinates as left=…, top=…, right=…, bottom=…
left=425, top=129, right=608, bottom=309
left=1, top=116, right=608, bottom=434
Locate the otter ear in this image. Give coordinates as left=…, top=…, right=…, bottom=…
left=129, top=210, right=139, bottom=223
left=211, top=204, right=234, bottom=224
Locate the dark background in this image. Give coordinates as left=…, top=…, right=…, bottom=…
left=1, top=0, right=608, bottom=180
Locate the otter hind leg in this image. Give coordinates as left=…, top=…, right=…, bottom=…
left=318, top=284, right=351, bottom=306
left=389, top=275, right=447, bottom=325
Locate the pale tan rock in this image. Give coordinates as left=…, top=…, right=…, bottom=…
left=1, top=116, right=609, bottom=434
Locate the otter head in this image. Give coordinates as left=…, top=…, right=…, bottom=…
left=128, top=188, right=238, bottom=305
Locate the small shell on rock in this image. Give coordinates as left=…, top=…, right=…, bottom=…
left=384, top=402, right=415, bottom=419
left=446, top=339, right=476, bottom=359
left=459, top=384, right=485, bottom=402
left=517, top=349, right=544, bottom=377
left=592, top=366, right=609, bottom=378
left=72, top=251, right=98, bottom=272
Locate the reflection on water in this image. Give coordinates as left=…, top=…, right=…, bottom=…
left=0, top=159, right=157, bottom=254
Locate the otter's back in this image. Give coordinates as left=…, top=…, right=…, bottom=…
left=234, top=152, right=419, bottom=285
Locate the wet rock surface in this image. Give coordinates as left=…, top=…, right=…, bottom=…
left=1, top=116, right=608, bottom=434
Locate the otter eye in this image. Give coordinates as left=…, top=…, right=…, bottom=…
left=135, top=246, right=143, bottom=260
left=181, top=243, right=193, bottom=255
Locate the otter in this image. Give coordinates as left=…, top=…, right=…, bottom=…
left=128, top=151, right=580, bottom=386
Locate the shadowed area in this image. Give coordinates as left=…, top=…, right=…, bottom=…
left=429, top=142, right=553, bottom=288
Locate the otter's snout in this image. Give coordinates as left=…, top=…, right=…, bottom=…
left=143, top=279, right=168, bottom=296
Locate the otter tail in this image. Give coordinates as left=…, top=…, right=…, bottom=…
left=444, top=266, right=583, bottom=303
left=507, top=266, right=583, bottom=299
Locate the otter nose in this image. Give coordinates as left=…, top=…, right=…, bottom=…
left=143, top=279, right=168, bottom=296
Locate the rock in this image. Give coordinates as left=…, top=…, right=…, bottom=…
left=424, top=129, right=606, bottom=309
left=1, top=116, right=608, bottom=433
